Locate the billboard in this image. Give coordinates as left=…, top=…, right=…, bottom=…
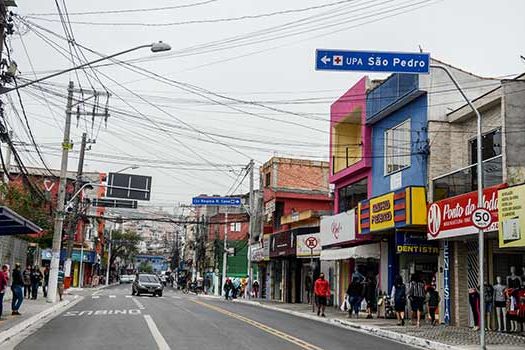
left=498, top=184, right=525, bottom=248
left=107, top=173, right=152, bottom=201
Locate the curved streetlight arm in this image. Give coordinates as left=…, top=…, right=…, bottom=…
left=0, top=42, right=170, bottom=95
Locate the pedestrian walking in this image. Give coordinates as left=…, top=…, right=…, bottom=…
left=425, top=285, right=440, bottom=326
left=363, top=275, right=377, bottom=319
left=43, top=266, right=50, bottom=298
left=346, top=277, right=363, bottom=318
left=314, top=272, right=330, bottom=317
left=22, top=265, right=31, bottom=299
left=252, top=280, right=259, bottom=298
left=391, top=275, right=407, bottom=326
left=0, top=264, right=9, bottom=319
left=223, top=278, right=232, bottom=300
left=408, top=274, right=426, bottom=327
left=11, top=263, right=24, bottom=315
left=30, top=266, right=43, bottom=300
left=57, top=266, right=65, bottom=301
left=232, top=278, right=240, bottom=299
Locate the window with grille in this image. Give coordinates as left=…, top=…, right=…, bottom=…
left=384, top=119, right=411, bottom=175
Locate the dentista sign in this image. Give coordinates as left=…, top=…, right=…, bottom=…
left=427, top=185, right=505, bottom=240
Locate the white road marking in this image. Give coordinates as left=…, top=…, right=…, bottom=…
left=63, top=309, right=141, bottom=317
left=144, top=315, right=171, bottom=350
left=132, top=297, right=145, bottom=310
left=125, top=295, right=133, bottom=298
left=109, top=295, right=116, bottom=298
left=92, top=296, right=100, bottom=299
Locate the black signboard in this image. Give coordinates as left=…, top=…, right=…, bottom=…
left=92, top=198, right=138, bottom=209
left=106, top=173, right=152, bottom=201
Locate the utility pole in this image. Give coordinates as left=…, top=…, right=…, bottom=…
left=47, top=81, right=74, bottom=303
left=222, top=211, right=228, bottom=296
left=246, top=159, right=255, bottom=298
left=66, top=132, right=87, bottom=263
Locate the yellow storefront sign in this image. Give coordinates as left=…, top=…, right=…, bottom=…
left=369, top=192, right=395, bottom=232
left=498, top=184, right=525, bottom=248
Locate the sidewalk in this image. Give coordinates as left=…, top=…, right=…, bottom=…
left=0, top=291, right=82, bottom=347
left=230, top=298, right=525, bottom=350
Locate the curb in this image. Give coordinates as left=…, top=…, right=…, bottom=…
left=232, top=299, right=463, bottom=350
left=0, top=295, right=83, bottom=348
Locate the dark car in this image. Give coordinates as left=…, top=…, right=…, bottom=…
left=132, top=274, right=164, bottom=297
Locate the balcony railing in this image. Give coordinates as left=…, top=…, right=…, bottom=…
left=432, top=155, right=503, bottom=201
left=366, top=74, right=419, bottom=121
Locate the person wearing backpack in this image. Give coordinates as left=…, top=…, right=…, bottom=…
left=426, top=285, right=440, bottom=326
left=391, top=275, right=407, bottom=326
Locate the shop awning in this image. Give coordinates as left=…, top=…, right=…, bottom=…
left=0, top=206, right=42, bottom=236
left=320, top=243, right=380, bottom=261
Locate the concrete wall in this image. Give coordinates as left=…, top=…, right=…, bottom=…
left=0, top=236, right=28, bottom=270
left=502, top=79, right=525, bottom=185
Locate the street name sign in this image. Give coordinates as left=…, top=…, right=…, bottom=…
left=315, top=49, right=430, bottom=74
left=192, top=197, right=241, bottom=206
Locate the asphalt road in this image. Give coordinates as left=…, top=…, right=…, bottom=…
left=15, top=284, right=417, bottom=350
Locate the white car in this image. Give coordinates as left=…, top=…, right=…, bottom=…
left=119, top=275, right=134, bottom=284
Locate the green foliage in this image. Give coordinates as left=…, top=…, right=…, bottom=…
left=139, top=261, right=153, bottom=274
left=0, top=182, right=54, bottom=246
left=109, top=229, right=142, bottom=267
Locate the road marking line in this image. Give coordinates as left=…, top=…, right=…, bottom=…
left=109, top=295, right=116, bottom=298
left=91, top=296, right=100, bottom=299
left=125, top=295, right=133, bottom=298
left=144, top=314, right=171, bottom=350
left=192, top=300, right=324, bottom=350
left=132, top=297, right=145, bottom=310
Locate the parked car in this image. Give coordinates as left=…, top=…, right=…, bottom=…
left=119, top=275, right=134, bottom=284
left=132, top=274, right=164, bottom=296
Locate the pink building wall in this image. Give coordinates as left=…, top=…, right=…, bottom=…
left=329, top=76, right=373, bottom=213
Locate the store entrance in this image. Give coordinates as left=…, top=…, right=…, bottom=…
left=399, top=254, right=438, bottom=286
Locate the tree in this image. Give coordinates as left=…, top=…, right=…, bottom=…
left=109, top=229, right=142, bottom=268
left=0, top=182, right=54, bottom=246
left=139, top=261, right=153, bottom=273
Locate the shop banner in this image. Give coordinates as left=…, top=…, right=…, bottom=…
left=320, top=209, right=355, bottom=247
left=370, top=192, right=395, bottom=231
left=250, top=243, right=264, bottom=262
left=60, top=249, right=96, bottom=263
left=296, top=233, right=321, bottom=257
left=498, top=184, right=525, bottom=248
left=262, top=234, right=270, bottom=261
left=443, top=240, right=451, bottom=325
left=427, top=185, right=504, bottom=240
left=395, top=232, right=438, bottom=254
left=270, top=231, right=295, bottom=257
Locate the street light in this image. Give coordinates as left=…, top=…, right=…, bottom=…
left=45, top=42, right=171, bottom=303
left=115, top=165, right=139, bottom=174
left=0, top=42, right=171, bottom=95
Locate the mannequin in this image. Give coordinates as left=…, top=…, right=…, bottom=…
left=493, top=276, right=507, bottom=332
left=507, top=287, right=519, bottom=332
left=484, top=282, right=494, bottom=331
left=506, top=266, right=522, bottom=289
left=468, top=287, right=481, bottom=330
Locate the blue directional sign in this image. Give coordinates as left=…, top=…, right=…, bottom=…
left=316, top=49, right=430, bottom=74
left=192, top=197, right=242, bottom=206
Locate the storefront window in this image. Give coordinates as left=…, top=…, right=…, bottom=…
left=338, top=178, right=367, bottom=213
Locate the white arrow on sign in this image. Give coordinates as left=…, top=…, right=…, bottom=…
left=321, top=55, right=331, bottom=65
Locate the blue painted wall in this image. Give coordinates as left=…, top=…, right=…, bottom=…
left=370, top=94, right=429, bottom=197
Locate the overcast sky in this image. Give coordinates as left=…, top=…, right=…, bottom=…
left=5, top=0, right=525, bottom=210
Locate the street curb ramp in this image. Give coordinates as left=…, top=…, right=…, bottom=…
left=232, top=299, right=463, bottom=350
left=0, top=295, right=83, bottom=348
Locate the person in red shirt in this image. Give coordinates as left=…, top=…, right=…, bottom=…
left=1, top=264, right=9, bottom=320
left=314, top=272, right=330, bottom=317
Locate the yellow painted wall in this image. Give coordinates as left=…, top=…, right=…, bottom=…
left=332, top=119, right=362, bottom=173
